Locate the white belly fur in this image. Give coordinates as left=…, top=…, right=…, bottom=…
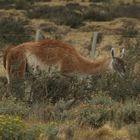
left=25, top=52, right=59, bottom=74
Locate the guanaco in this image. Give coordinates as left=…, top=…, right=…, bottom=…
left=3, top=39, right=125, bottom=85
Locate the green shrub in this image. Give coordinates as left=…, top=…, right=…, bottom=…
left=89, top=0, right=112, bottom=2
left=76, top=95, right=140, bottom=128
left=24, top=125, right=42, bottom=140
left=0, top=115, right=25, bottom=140
left=27, top=71, right=92, bottom=103
left=89, top=93, right=115, bottom=107
left=0, top=99, right=30, bottom=118
left=14, top=0, right=34, bottom=9
left=0, top=0, right=12, bottom=5
left=42, top=126, right=59, bottom=140
left=27, top=5, right=84, bottom=28
left=0, top=17, right=30, bottom=45
left=28, top=99, right=75, bottom=123
left=78, top=105, right=110, bottom=128
left=112, top=4, right=140, bottom=19
left=121, top=21, right=138, bottom=37
left=115, top=100, right=140, bottom=126
left=0, top=115, right=46, bottom=140
left=84, top=6, right=112, bottom=21
left=86, top=3, right=140, bottom=21
left=0, top=0, right=33, bottom=9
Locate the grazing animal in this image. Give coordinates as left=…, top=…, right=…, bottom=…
left=3, top=39, right=125, bottom=85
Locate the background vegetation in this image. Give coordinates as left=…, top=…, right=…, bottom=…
left=0, top=0, right=139, bottom=139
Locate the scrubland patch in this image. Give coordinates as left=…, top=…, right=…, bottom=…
left=0, top=1, right=139, bottom=140
left=0, top=95, right=139, bottom=140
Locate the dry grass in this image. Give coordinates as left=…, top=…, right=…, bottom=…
left=0, top=56, right=5, bottom=77
left=37, top=123, right=131, bottom=140
left=0, top=9, right=26, bottom=19
left=34, top=1, right=91, bottom=6
left=0, top=67, right=5, bottom=77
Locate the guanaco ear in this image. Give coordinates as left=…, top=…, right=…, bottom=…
left=120, top=48, right=125, bottom=58
left=111, top=48, right=115, bottom=58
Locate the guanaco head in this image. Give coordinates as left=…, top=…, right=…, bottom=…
left=111, top=48, right=125, bottom=77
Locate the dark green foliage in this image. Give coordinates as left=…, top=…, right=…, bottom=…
left=77, top=95, right=140, bottom=128
left=26, top=71, right=92, bottom=103
left=90, top=0, right=111, bottom=2
left=0, top=17, right=30, bottom=45
left=121, top=21, right=138, bottom=37
left=77, top=94, right=114, bottom=128
left=78, top=105, right=110, bottom=128
left=83, top=5, right=112, bottom=21
left=27, top=4, right=84, bottom=28
left=89, top=93, right=115, bottom=106
left=0, top=99, right=30, bottom=118
left=0, top=0, right=34, bottom=9
left=26, top=3, right=140, bottom=27
left=14, top=0, right=34, bottom=9
left=45, top=126, right=59, bottom=140
left=112, top=4, right=140, bottom=19
left=24, top=125, right=42, bottom=140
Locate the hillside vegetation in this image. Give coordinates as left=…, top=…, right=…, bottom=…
left=0, top=0, right=140, bottom=140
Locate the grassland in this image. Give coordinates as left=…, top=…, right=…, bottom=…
left=0, top=0, right=140, bottom=140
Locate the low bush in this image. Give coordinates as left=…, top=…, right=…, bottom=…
left=76, top=95, right=140, bottom=128
left=0, top=77, right=7, bottom=99
left=25, top=71, right=92, bottom=103
left=84, top=3, right=140, bottom=22
left=14, top=0, right=34, bottom=9
left=0, top=17, right=30, bottom=45
left=114, top=100, right=140, bottom=127
left=77, top=104, right=110, bottom=128
left=0, top=115, right=48, bottom=140
left=112, top=4, right=140, bottom=19
left=27, top=4, right=84, bottom=28
left=0, top=0, right=33, bottom=9
left=28, top=99, right=75, bottom=122
left=27, top=3, right=140, bottom=27
left=83, top=4, right=113, bottom=21
left=121, top=21, right=139, bottom=37
left=90, top=0, right=112, bottom=2
left=128, top=124, right=140, bottom=140
left=24, top=125, right=43, bottom=140
left=0, top=99, right=30, bottom=118
left=89, top=93, right=115, bottom=107
left=0, top=115, right=25, bottom=140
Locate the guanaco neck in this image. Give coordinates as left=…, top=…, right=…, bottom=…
left=77, top=55, right=112, bottom=75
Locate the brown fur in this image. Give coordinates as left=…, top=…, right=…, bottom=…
left=4, top=39, right=112, bottom=82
